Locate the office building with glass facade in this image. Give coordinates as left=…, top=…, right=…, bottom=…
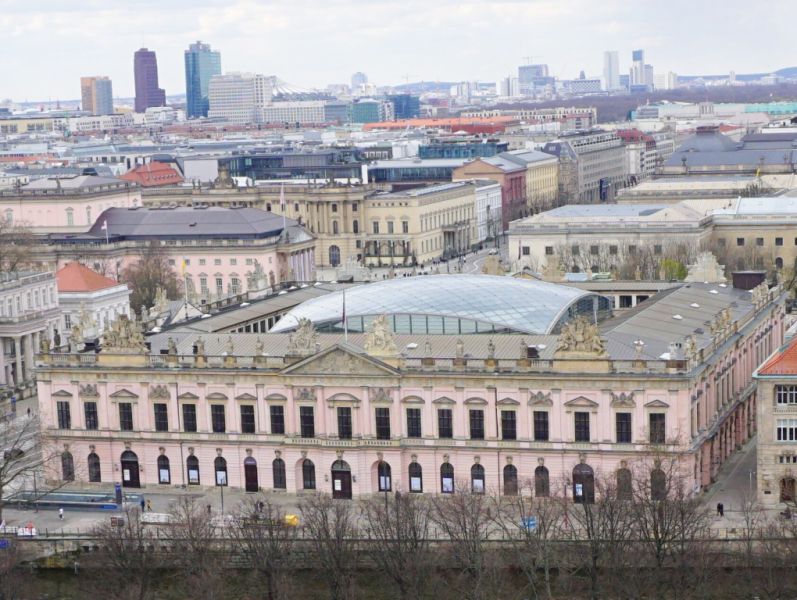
left=184, top=41, right=222, bottom=119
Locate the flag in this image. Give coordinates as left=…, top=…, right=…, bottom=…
left=101, top=219, right=109, bottom=244
left=181, top=257, right=187, bottom=275
left=279, top=183, right=286, bottom=210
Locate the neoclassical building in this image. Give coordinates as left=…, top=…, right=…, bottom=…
left=36, top=275, right=783, bottom=499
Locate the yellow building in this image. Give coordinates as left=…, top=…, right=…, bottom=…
left=500, top=149, right=560, bottom=213
left=363, top=182, right=477, bottom=267
left=0, top=117, right=54, bottom=134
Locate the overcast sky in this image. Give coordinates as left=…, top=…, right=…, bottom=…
left=1, top=0, right=793, bottom=102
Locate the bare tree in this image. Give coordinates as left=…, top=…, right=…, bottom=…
left=0, top=414, right=71, bottom=522
left=169, top=497, right=232, bottom=600
left=228, top=497, right=297, bottom=600
left=430, top=482, right=501, bottom=600
left=0, top=218, right=34, bottom=274
left=0, top=540, right=24, bottom=600
left=299, top=493, right=359, bottom=600
left=86, top=508, right=160, bottom=600
left=360, top=492, right=434, bottom=600
left=119, top=241, right=180, bottom=315
left=491, top=480, right=566, bottom=600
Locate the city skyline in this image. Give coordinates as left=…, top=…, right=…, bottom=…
left=0, top=0, right=794, bottom=101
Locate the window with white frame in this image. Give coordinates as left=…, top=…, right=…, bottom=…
left=777, top=419, right=797, bottom=441
left=776, top=385, right=797, bottom=405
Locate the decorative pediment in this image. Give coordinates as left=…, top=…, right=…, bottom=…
left=52, top=389, right=73, bottom=398
left=645, top=399, right=670, bottom=409
left=282, top=345, right=399, bottom=376
left=369, top=387, right=393, bottom=404
left=265, top=393, right=287, bottom=403
left=205, top=392, right=229, bottom=401
left=529, top=391, right=553, bottom=407
left=149, top=385, right=170, bottom=400
left=555, top=316, right=607, bottom=357
left=109, top=388, right=139, bottom=399
left=465, top=397, right=487, bottom=406
left=433, top=396, right=455, bottom=405
left=178, top=391, right=200, bottom=401
left=401, top=395, right=425, bottom=404
left=327, top=393, right=360, bottom=405
left=79, top=384, right=99, bottom=398
left=610, top=392, right=636, bottom=408
left=497, top=397, right=520, bottom=406
left=235, top=392, right=257, bottom=401
left=563, top=396, right=599, bottom=408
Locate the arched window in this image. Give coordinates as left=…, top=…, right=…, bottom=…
left=157, top=455, right=170, bottom=484
left=616, top=468, right=632, bottom=501
left=244, top=457, right=258, bottom=492
left=409, top=462, right=423, bottom=493
left=329, top=245, right=341, bottom=267
left=302, top=459, right=316, bottom=490
left=651, top=467, right=667, bottom=501
left=187, top=455, right=200, bottom=485
left=471, top=464, right=485, bottom=494
left=273, top=458, right=286, bottom=489
left=573, top=462, right=595, bottom=504
left=781, top=477, right=796, bottom=503
left=266, top=203, right=272, bottom=212
left=378, top=461, right=392, bottom=492
left=62, top=451, right=75, bottom=481
left=776, top=257, right=784, bottom=269
left=332, top=221, right=339, bottom=235
left=440, top=463, right=454, bottom=494
left=214, top=456, right=228, bottom=486
left=352, top=220, right=359, bottom=234
left=535, top=465, right=550, bottom=497
left=87, top=452, right=101, bottom=482
left=503, top=464, right=518, bottom=496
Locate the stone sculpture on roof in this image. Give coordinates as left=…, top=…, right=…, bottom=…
left=364, top=314, right=397, bottom=357
left=101, top=315, right=146, bottom=354
left=288, top=318, right=318, bottom=357
left=685, top=252, right=726, bottom=283
left=556, top=316, right=606, bottom=356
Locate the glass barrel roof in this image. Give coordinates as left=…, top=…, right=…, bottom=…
left=270, top=274, right=604, bottom=335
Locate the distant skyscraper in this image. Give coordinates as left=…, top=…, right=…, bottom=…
left=351, top=72, right=368, bottom=91
left=80, top=76, right=113, bottom=115
left=631, top=49, right=645, bottom=86
left=603, top=51, right=619, bottom=90
left=184, top=41, right=222, bottom=119
left=134, top=48, right=166, bottom=113
left=518, top=64, right=550, bottom=95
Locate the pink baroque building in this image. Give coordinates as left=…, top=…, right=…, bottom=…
left=29, top=206, right=316, bottom=298
left=36, top=275, right=783, bottom=499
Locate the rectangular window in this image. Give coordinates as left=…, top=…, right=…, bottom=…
left=616, top=412, right=632, bottom=443
left=375, top=407, right=391, bottom=440
left=387, top=221, right=394, bottom=234
left=776, top=385, right=797, bottom=405
left=776, top=237, right=784, bottom=246
left=211, top=405, right=226, bottom=433
left=756, top=237, right=764, bottom=247
left=154, top=403, right=169, bottom=432
left=57, top=401, right=71, bottom=429
left=649, top=413, right=666, bottom=444
left=406, top=408, right=422, bottom=438
left=300, top=406, right=315, bottom=438
left=653, top=244, right=663, bottom=255
left=545, top=246, right=554, bottom=256
left=84, top=402, right=98, bottom=430
left=533, top=411, right=549, bottom=441
left=337, top=407, right=352, bottom=439
left=240, top=405, right=256, bottom=434
left=737, top=238, right=745, bottom=247
left=469, top=409, right=485, bottom=440
left=402, top=221, right=409, bottom=233
left=571, top=245, right=580, bottom=256
left=182, top=404, right=197, bottom=432
left=119, top=402, right=133, bottom=431
left=501, top=410, right=517, bottom=440
left=438, top=408, right=453, bottom=439
left=269, top=405, right=285, bottom=434
left=609, top=245, right=618, bottom=255
left=522, top=246, right=530, bottom=256
left=590, top=245, right=599, bottom=255
left=718, top=238, right=726, bottom=247
left=574, top=411, right=590, bottom=442
left=776, top=418, right=797, bottom=441
left=628, top=244, right=637, bottom=255
left=372, top=221, right=379, bottom=234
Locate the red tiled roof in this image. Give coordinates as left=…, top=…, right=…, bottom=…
left=119, top=162, right=183, bottom=187
left=758, top=337, right=797, bottom=376
left=56, top=262, right=119, bottom=293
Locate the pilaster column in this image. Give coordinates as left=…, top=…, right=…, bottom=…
left=13, top=337, right=22, bottom=386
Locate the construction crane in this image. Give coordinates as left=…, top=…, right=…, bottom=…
left=522, top=56, right=537, bottom=65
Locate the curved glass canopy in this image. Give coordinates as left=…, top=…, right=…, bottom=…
left=270, top=274, right=612, bottom=335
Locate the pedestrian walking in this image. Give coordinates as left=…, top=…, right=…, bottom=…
left=140, top=498, right=145, bottom=512
left=207, top=504, right=212, bottom=516
left=719, top=502, right=725, bottom=517
left=59, top=508, right=64, bottom=520
left=146, top=499, right=152, bottom=512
